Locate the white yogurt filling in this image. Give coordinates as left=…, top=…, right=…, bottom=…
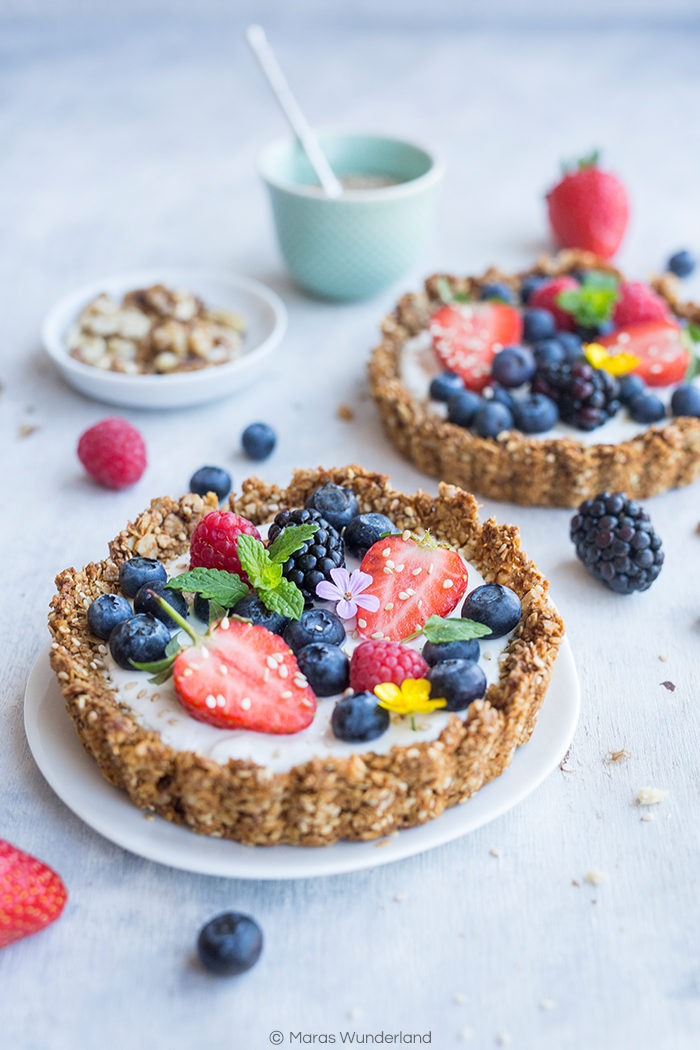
left=400, top=329, right=699, bottom=448
left=103, top=526, right=512, bottom=774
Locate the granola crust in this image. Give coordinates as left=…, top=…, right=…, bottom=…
left=368, top=249, right=700, bottom=508
left=48, top=467, right=564, bottom=847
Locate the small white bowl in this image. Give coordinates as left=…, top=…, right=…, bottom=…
left=41, top=267, right=287, bottom=409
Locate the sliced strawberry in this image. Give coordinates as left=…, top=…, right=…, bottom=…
left=173, top=621, right=316, bottom=734
left=357, top=533, right=468, bottom=643
left=0, top=841, right=67, bottom=949
left=430, top=302, right=523, bottom=392
left=599, top=320, right=688, bottom=387
left=528, top=276, right=579, bottom=332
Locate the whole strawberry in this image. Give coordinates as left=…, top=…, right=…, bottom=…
left=547, top=152, right=629, bottom=260
left=0, top=840, right=67, bottom=949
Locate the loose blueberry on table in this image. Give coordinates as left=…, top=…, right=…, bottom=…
left=197, top=912, right=263, bottom=976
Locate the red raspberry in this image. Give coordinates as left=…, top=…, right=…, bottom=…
left=349, top=639, right=429, bottom=694
left=613, top=282, right=670, bottom=328
left=77, top=417, right=147, bottom=490
left=189, top=510, right=261, bottom=580
left=528, top=276, right=580, bottom=332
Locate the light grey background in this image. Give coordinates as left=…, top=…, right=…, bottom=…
left=1, top=9, right=700, bottom=1050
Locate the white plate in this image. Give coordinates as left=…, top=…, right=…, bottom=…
left=41, top=268, right=287, bottom=409
left=24, top=638, right=579, bottom=880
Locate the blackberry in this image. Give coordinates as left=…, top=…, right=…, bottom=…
left=570, top=491, right=664, bottom=594
left=531, top=360, right=621, bottom=431
left=267, top=508, right=345, bottom=602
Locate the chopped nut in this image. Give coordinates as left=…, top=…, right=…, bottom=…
left=607, top=748, right=631, bottom=763
left=337, top=403, right=355, bottom=421
left=585, top=868, right=608, bottom=885
left=637, top=786, right=669, bottom=806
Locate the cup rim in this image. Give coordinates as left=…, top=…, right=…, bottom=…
left=257, top=128, right=445, bottom=201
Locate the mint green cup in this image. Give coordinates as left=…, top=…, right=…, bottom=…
left=258, top=131, right=445, bottom=301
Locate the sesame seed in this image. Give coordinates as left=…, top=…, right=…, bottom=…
left=417, top=600, right=422, bottom=608
left=152, top=693, right=160, bottom=701
left=220, top=617, right=229, bottom=630
left=200, top=647, right=210, bottom=659
left=398, top=592, right=410, bottom=601
left=266, top=656, right=277, bottom=669
left=301, top=698, right=313, bottom=707
left=384, top=602, right=394, bottom=611
left=137, top=689, right=147, bottom=699
left=383, top=566, right=394, bottom=575
left=315, top=624, right=324, bottom=631
left=442, top=579, right=453, bottom=589
left=263, top=668, right=270, bottom=682
left=427, top=563, right=434, bottom=574
left=241, top=697, right=252, bottom=710
left=278, top=665, right=288, bottom=678
left=371, top=631, right=384, bottom=639
left=386, top=560, right=395, bottom=568
left=394, top=891, right=409, bottom=902
left=395, top=564, right=404, bottom=572
left=358, top=619, right=367, bottom=628
left=219, top=665, right=228, bottom=675
left=281, top=690, right=293, bottom=698
left=402, top=530, right=411, bottom=540
left=205, top=695, right=217, bottom=709
left=273, top=653, right=284, bottom=663
left=293, top=677, right=307, bottom=688
left=406, top=587, right=415, bottom=595
left=216, top=695, right=226, bottom=707
left=382, top=548, right=391, bottom=557
left=125, top=682, right=137, bottom=690
left=411, top=568, right=422, bottom=576
left=189, top=664, right=199, bottom=671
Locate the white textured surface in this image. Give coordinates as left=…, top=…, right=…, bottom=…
left=1, top=16, right=700, bottom=1050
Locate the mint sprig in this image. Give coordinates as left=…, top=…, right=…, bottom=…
left=556, top=271, right=619, bottom=328
left=407, top=615, right=492, bottom=644
left=436, top=276, right=471, bottom=305
left=237, top=525, right=318, bottom=621
left=267, top=523, right=319, bottom=564
left=167, top=567, right=249, bottom=608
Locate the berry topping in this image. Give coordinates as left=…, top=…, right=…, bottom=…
left=612, top=282, right=670, bottom=328
left=426, top=658, right=487, bottom=712
left=241, top=422, right=276, bottom=461
left=87, top=593, right=133, bottom=640
left=296, top=642, right=349, bottom=697
left=267, top=509, right=345, bottom=603
left=357, top=532, right=468, bottom=642
left=671, top=384, right=700, bottom=418
left=189, top=466, right=232, bottom=502
left=197, top=912, right=263, bottom=976
left=522, top=308, right=557, bottom=344
left=189, top=511, right=262, bottom=579
left=305, top=482, right=359, bottom=532
left=422, top=638, right=480, bottom=665
left=519, top=274, right=547, bottom=304
left=528, top=277, right=580, bottom=332
left=667, top=249, right=695, bottom=278
left=119, top=556, right=167, bottom=599
left=349, top=639, right=429, bottom=694
left=77, top=417, right=147, bottom=490
left=461, top=584, right=522, bottom=639
left=546, top=152, right=629, bottom=259
left=330, top=691, right=390, bottom=743
left=531, top=359, right=621, bottom=431
left=173, top=620, right=316, bottom=733
left=109, top=613, right=171, bottom=669
left=429, top=371, right=465, bottom=402
left=570, top=491, right=664, bottom=594
left=491, top=345, right=536, bottom=388
left=0, top=840, right=67, bottom=948
left=628, top=392, right=666, bottom=424
left=283, top=607, right=346, bottom=653
left=447, top=389, right=482, bottom=428
left=134, top=582, right=188, bottom=629
left=344, top=513, right=398, bottom=560
left=231, top=592, right=290, bottom=636
left=479, top=281, right=515, bottom=304
left=599, top=320, right=689, bottom=388
left=473, top=400, right=514, bottom=439
left=618, top=373, right=647, bottom=405
left=556, top=331, right=584, bottom=359
left=430, top=302, right=523, bottom=392
left=511, top=393, right=559, bottom=434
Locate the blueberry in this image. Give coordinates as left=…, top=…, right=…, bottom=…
left=189, top=466, right=232, bottom=502
left=194, top=592, right=223, bottom=624
left=668, top=250, right=696, bottom=278
left=118, top=557, right=167, bottom=599
left=488, top=385, right=516, bottom=410
left=231, top=592, right=290, bottom=635
left=283, top=608, right=346, bottom=653
left=427, top=659, right=487, bottom=712
left=109, top=614, right=171, bottom=669
left=87, top=593, right=133, bottom=640
left=297, top=642, right=349, bottom=697
left=519, top=274, right=547, bottom=305
left=422, top=638, right=480, bottom=665
left=461, top=584, right=522, bottom=639
left=671, top=383, right=700, bottom=417
left=197, top=912, right=263, bottom=976
left=491, top=345, right=536, bottom=388
left=430, top=371, right=465, bottom=402
left=241, top=422, right=276, bottom=461
left=479, top=281, right=515, bottom=304
left=555, top=331, right=583, bottom=360
left=618, top=374, right=647, bottom=405
left=134, top=582, right=188, bottom=629
left=576, top=320, right=614, bottom=341
left=628, top=392, right=666, bottom=424
left=512, top=393, right=559, bottom=434
left=305, top=482, right=359, bottom=532
left=473, top=401, right=514, bottom=439
left=532, top=338, right=566, bottom=369
left=447, top=390, right=482, bottom=428
left=344, top=513, right=398, bottom=559
left=523, top=309, right=557, bottom=344
left=331, top=691, right=390, bottom=742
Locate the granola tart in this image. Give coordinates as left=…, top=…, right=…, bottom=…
left=368, top=250, right=700, bottom=507
left=48, top=466, right=563, bottom=847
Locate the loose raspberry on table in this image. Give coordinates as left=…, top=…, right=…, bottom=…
left=189, top=510, right=261, bottom=580
left=349, top=639, right=429, bottom=694
left=77, top=417, right=147, bottom=490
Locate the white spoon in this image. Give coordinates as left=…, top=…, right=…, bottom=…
left=246, top=24, right=344, bottom=200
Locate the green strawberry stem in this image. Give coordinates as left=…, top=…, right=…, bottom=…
left=411, top=714, right=417, bottom=731
left=150, top=591, right=203, bottom=645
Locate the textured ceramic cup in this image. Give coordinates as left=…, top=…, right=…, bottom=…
left=258, top=131, right=445, bottom=301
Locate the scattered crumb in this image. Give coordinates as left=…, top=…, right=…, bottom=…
left=458, top=931, right=467, bottom=938
left=482, top=651, right=492, bottom=660
left=454, top=992, right=467, bottom=1004
left=497, top=1033, right=512, bottom=1046
left=394, top=891, right=409, bottom=902
left=144, top=812, right=155, bottom=821
left=607, top=748, right=631, bottom=763
left=458, top=1028, right=474, bottom=1042
left=374, top=839, right=391, bottom=848
left=571, top=880, right=580, bottom=887
left=560, top=762, right=574, bottom=772
left=659, top=655, right=668, bottom=662
left=348, top=1007, right=362, bottom=1020
left=661, top=681, right=676, bottom=692
left=337, top=403, right=355, bottom=421
left=585, top=868, right=608, bottom=885
left=641, top=812, right=655, bottom=822
left=539, top=999, right=556, bottom=1011
left=18, top=424, right=39, bottom=438
left=490, top=848, right=500, bottom=857
left=637, top=786, right=669, bottom=806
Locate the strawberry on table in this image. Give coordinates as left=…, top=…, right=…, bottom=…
left=357, top=532, right=468, bottom=643
left=599, top=320, right=688, bottom=387
left=430, top=302, right=523, bottom=392
left=0, top=841, right=67, bottom=949
left=546, top=151, right=629, bottom=259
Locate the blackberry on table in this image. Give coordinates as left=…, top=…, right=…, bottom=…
left=570, top=491, right=664, bottom=594
left=531, top=359, right=621, bottom=431
left=267, top=508, right=345, bottom=602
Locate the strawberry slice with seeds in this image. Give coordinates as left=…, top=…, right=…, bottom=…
left=173, top=620, right=316, bottom=734
left=599, top=319, right=688, bottom=387
left=430, top=302, right=523, bottom=392
left=357, top=533, right=468, bottom=643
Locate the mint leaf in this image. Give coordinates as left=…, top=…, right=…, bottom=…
left=688, top=322, right=700, bottom=342
left=236, top=534, right=269, bottom=583
left=556, top=275, right=619, bottom=328
left=207, top=600, right=228, bottom=625
left=259, top=579, right=304, bottom=621
left=268, top=524, right=318, bottom=565
left=167, top=568, right=249, bottom=607
left=682, top=326, right=700, bottom=381
left=422, top=615, right=492, bottom=643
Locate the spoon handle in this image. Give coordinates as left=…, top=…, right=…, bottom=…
left=246, top=25, right=343, bottom=200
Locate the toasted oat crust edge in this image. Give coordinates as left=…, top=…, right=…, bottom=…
left=368, top=249, right=700, bottom=507
left=48, top=467, right=564, bottom=846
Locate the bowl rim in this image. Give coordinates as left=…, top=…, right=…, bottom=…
left=41, top=266, right=288, bottom=390
left=257, top=128, right=446, bottom=202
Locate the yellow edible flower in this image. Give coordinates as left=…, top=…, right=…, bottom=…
left=584, top=342, right=640, bottom=376
left=374, top=679, right=447, bottom=730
